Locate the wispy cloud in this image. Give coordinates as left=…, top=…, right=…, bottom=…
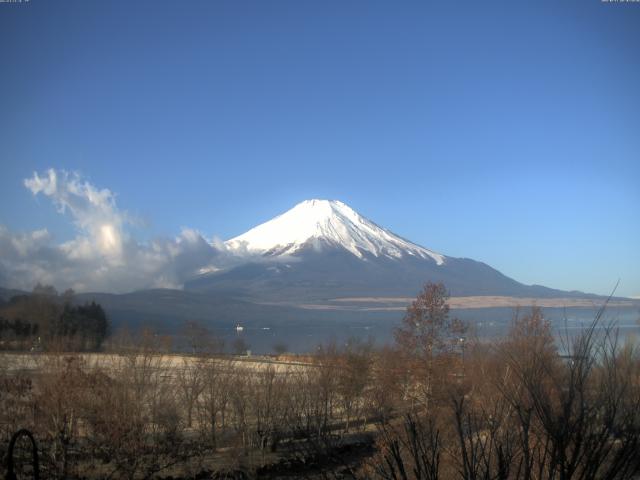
left=25, top=169, right=127, bottom=260
left=0, top=169, right=226, bottom=293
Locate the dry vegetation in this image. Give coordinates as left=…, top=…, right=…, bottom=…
left=323, top=296, right=639, bottom=310
left=2, top=283, right=640, bottom=479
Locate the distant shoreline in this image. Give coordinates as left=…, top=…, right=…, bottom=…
left=287, top=296, right=640, bottom=311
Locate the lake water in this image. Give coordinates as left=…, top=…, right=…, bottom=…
left=212, top=305, right=640, bottom=354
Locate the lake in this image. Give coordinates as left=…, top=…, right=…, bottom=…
left=211, top=305, right=640, bottom=354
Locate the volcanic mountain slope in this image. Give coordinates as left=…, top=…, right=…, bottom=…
left=186, top=199, right=571, bottom=302
left=226, top=199, right=445, bottom=262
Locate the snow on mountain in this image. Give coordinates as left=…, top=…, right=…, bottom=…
left=226, top=199, right=445, bottom=265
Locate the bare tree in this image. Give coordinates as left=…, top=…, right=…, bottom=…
left=337, top=338, right=373, bottom=432
left=198, top=357, right=233, bottom=450
left=394, top=282, right=465, bottom=409
left=182, top=320, right=223, bottom=355
left=176, top=356, right=205, bottom=428
left=34, top=354, right=85, bottom=478
left=81, top=333, right=198, bottom=479
left=510, top=313, right=640, bottom=480
left=367, top=346, right=407, bottom=425
left=229, top=368, right=251, bottom=454
left=311, top=341, right=340, bottom=437
left=249, top=364, right=290, bottom=465
left=367, top=413, right=442, bottom=480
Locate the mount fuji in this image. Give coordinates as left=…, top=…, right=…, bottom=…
left=186, top=199, right=571, bottom=302
left=14, top=199, right=612, bottom=338
left=226, top=199, right=445, bottom=263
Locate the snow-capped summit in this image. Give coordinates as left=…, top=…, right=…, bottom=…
left=188, top=199, right=571, bottom=300
left=226, top=199, right=445, bottom=264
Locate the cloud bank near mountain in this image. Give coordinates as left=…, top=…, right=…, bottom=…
left=1, top=169, right=226, bottom=293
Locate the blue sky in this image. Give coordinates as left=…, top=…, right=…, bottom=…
left=0, top=0, right=639, bottom=296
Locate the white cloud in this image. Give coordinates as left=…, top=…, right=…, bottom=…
left=24, top=169, right=126, bottom=261
left=0, top=169, right=227, bottom=293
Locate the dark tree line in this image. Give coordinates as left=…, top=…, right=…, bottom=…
left=0, top=285, right=109, bottom=351
left=0, top=318, right=39, bottom=338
